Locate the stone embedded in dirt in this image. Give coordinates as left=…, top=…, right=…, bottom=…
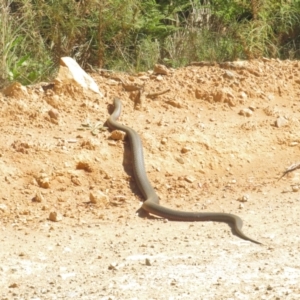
left=108, top=262, right=118, bottom=270
left=49, top=211, right=63, bottom=222
left=154, top=64, right=169, bottom=75
left=156, top=75, right=164, bottom=81
left=48, top=108, right=59, bottom=119
left=223, top=70, right=235, bottom=79
left=45, top=94, right=61, bottom=108
left=9, top=283, right=18, bottom=288
left=292, top=186, right=299, bottom=192
left=0, top=203, right=8, bottom=212
left=56, top=57, right=103, bottom=96
left=145, top=258, right=152, bottom=266
left=181, top=146, right=191, bottom=153
left=33, top=190, right=44, bottom=203
left=239, top=91, right=248, bottom=100
left=212, top=87, right=236, bottom=106
left=76, top=160, right=93, bottom=172
left=185, top=176, right=196, bottom=183
left=237, top=194, right=249, bottom=202
left=36, top=173, right=51, bottom=189
left=275, top=116, right=288, bottom=128
left=2, top=82, right=28, bottom=98
left=109, top=130, right=125, bottom=141
left=161, top=137, right=168, bottom=145
left=239, top=108, right=253, bottom=117
left=89, top=190, right=109, bottom=205
left=11, top=140, right=30, bottom=154
left=176, top=157, right=184, bottom=164
left=71, top=175, right=81, bottom=186
left=165, top=99, right=183, bottom=108
left=122, top=82, right=142, bottom=91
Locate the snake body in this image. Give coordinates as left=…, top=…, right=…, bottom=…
left=107, top=98, right=261, bottom=245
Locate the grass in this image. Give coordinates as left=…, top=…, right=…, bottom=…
left=1, top=0, right=299, bottom=87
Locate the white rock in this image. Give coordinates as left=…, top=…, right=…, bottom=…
left=275, top=116, right=288, bottom=128
left=58, top=57, right=103, bottom=96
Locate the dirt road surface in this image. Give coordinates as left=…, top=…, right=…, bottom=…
left=0, top=58, right=300, bottom=299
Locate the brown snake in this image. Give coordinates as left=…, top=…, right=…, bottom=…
left=107, top=98, right=261, bottom=245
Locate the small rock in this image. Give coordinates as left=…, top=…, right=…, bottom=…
left=166, top=99, right=183, bottom=108
left=109, top=130, right=125, bottom=141
left=239, top=203, right=244, bottom=209
left=145, top=258, right=152, bottom=266
left=108, top=263, right=118, bottom=270
left=122, top=83, right=141, bottom=91
left=71, top=175, right=81, bottom=186
left=181, top=146, right=191, bottom=153
left=154, top=64, right=169, bottom=75
left=33, top=190, right=44, bottom=203
left=240, top=92, right=248, bottom=100
left=0, top=204, right=8, bottom=212
left=176, top=157, right=184, bottom=164
left=239, top=108, right=253, bottom=117
left=161, top=138, right=168, bottom=145
left=237, top=194, right=249, bottom=202
left=292, top=185, right=299, bottom=192
left=89, top=190, right=109, bottom=205
left=223, top=70, right=235, bottom=79
left=275, top=117, right=288, bottom=128
left=36, top=173, right=51, bottom=189
left=57, top=57, right=103, bottom=95
left=76, top=160, right=93, bottom=172
left=185, top=176, right=196, bottom=183
left=9, top=283, right=18, bottom=288
left=48, top=108, right=59, bottom=119
left=49, top=211, right=63, bottom=222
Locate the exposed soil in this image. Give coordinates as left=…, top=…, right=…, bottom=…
left=0, top=58, right=300, bottom=300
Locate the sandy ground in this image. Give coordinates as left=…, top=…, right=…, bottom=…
left=0, top=58, right=300, bottom=299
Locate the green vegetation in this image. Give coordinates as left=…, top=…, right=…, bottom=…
left=1, top=0, right=300, bottom=87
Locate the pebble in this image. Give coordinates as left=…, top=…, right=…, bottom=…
left=161, top=137, right=168, bottom=145
left=275, top=117, right=288, bottom=128
left=176, top=157, right=184, bottom=164
left=181, top=146, right=191, bottom=153
left=108, top=263, right=118, bottom=270
left=89, top=191, right=109, bottom=205
left=154, top=64, right=169, bottom=75
left=33, top=190, right=44, bottom=203
left=145, top=258, right=151, bottom=266
left=223, top=70, right=235, bottom=79
left=0, top=203, right=8, bottom=212
left=237, top=194, right=249, bottom=202
left=48, top=108, right=59, bottom=119
left=185, top=176, right=196, bottom=183
left=239, top=108, right=253, bottom=117
left=109, top=130, right=124, bottom=140
left=49, top=211, right=63, bottom=222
